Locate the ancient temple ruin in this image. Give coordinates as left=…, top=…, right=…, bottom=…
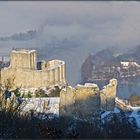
left=60, top=79, right=117, bottom=120
left=0, top=49, right=66, bottom=89
left=0, top=49, right=118, bottom=120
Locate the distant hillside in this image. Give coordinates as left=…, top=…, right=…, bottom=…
left=117, top=45, right=140, bottom=63
left=0, top=30, right=37, bottom=41
left=81, top=48, right=119, bottom=81
left=81, top=54, right=93, bottom=82
left=92, top=48, right=119, bottom=67
left=81, top=46, right=140, bottom=82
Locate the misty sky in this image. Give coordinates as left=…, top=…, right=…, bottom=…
left=1, top=1, right=140, bottom=46
left=0, top=1, right=140, bottom=85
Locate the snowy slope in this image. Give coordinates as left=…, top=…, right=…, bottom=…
left=21, top=97, right=60, bottom=119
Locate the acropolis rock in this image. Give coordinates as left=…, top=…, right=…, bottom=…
left=0, top=48, right=118, bottom=120
left=0, top=49, right=66, bottom=89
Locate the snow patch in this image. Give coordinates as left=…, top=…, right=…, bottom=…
left=129, top=110, right=140, bottom=128
left=114, top=107, right=120, bottom=113
left=101, top=111, right=111, bottom=119
left=21, top=97, right=60, bottom=118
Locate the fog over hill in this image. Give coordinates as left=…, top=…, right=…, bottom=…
left=0, top=1, right=140, bottom=85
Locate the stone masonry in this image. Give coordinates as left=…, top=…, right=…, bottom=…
left=0, top=49, right=118, bottom=120
left=0, top=49, right=66, bottom=89
left=100, top=79, right=118, bottom=111
left=60, top=79, right=117, bottom=120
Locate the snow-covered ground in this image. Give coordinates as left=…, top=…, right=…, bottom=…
left=129, top=109, right=140, bottom=128
left=101, top=107, right=121, bottom=124
left=21, top=97, right=60, bottom=119
left=20, top=96, right=140, bottom=129
left=101, top=107, right=120, bottom=119
left=101, top=97, right=140, bottom=129
left=115, top=97, right=140, bottom=128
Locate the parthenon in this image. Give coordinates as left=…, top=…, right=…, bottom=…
left=0, top=49, right=66, bottom=89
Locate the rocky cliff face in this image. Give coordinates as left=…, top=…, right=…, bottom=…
left=81, top=49, right=119, bottom=82
left=81, top=47, right=140, bottom=83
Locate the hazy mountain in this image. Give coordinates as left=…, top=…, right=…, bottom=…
left=117, top=45, right=140, bottom=63
left=81, top=46, right=140, bottom=82
left=0, top=30, right=37, bottom=41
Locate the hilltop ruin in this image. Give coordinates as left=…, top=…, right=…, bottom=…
left=0, top=49, right=66, bottom=89
left=60, top=79, right=117, bottom=120
left=0, top=49, right=118, bottom=120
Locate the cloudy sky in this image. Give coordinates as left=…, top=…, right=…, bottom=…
left=0, top=1, right=140, bottom=85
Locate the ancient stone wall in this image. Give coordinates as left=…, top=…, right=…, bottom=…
left=60, top=83, right=100, bottom=120
left=10, top=49, right=37, bottom=70
left=1, top=49, right=66, bottom=89
left=100, top=79, right=117, bottom=111
left=60, top=79, right=117, bottom=120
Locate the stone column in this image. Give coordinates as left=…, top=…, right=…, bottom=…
left=29, top=53, right=32, bottom=69
left=47, top=70, right=50, bottom=82
left=50, top=69, right=55, bottom=84
left=50, top=70, right=53, bottom=82
left=54, top=68, right=59, bottom=83
left=62, top=64, right=65, bottom=83
left=32, top=53, right=34, bottom=69
left=33, top=52, right=36, bottom=69
left=17, top=53, right=19, bottom=68
left=19, top=53, right=22, bottom=68
left=58, top=67, right=60, bottom=82
left=61, top=64, right=63, bottom=83
left=27, top=53, right=29, bottom=69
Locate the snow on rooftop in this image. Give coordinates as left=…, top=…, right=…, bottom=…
left=12, top=49, right=36, bottom=54
left=85, top=83, right=98, bottom=87
left=76, top=83, right=98, bottom=88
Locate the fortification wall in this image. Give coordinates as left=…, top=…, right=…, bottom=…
left=11, top=49, right=37, bottom=70
left=1, top=51, right=66, bottom=88
left=100, top=79, right=117, bottom=111
left=60, top=83, right=100, bottom=120
left=1, top=60, right=66, bottom=89
left=60, top=79, right=117, bottom=119
left=0, top=49, right=66, bottom=89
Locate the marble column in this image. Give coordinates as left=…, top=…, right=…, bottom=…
left=62, top=64, right=65, bottom=83
left=54, top=67, right=59, bottom=82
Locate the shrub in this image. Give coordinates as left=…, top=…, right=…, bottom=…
left=35, top=89, right=48, bottom=97
left=27, top=92, right=32, bottom=98
left=128, top=95, right=140, bottom=106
